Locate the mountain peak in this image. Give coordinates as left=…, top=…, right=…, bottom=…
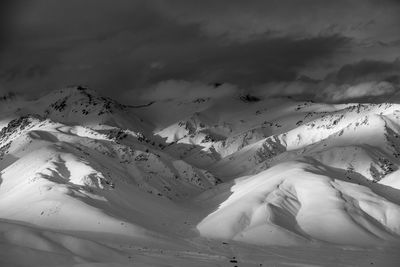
left=40, top=85, right=126, bottom=118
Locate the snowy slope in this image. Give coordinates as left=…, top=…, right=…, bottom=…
left=1, top=87, right=400, bottom=266
left=198, top=160, right=400, bottom=246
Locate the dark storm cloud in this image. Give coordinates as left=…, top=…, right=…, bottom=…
left=0, top=0, right=399, bottom=102
left=133, top=34, right=350, bottom=86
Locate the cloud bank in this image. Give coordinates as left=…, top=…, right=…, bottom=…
left=0, top=0, right=399, bottom=102
left=247, top=59, right=400, bottom=103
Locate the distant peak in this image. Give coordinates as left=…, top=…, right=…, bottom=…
left=76, top=85, right=88, bottom=91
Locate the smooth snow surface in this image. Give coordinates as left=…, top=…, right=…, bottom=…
left=1, top=86, right=400, bottom=266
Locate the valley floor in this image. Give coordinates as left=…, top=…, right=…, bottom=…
left=2, top=210, right=400, bottom=267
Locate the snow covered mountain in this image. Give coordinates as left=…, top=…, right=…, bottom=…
left=1, top=86, right=400, bottom=266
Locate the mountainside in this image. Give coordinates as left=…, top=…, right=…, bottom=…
left=1, top=86, right=400, bottom=266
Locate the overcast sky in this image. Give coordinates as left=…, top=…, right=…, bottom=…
left=1, top=0, right=399, bottom=103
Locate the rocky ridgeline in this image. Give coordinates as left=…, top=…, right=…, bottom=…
left=0, top=115, right=46, bottom=160
left=0, top=115, right=45, bottom=143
